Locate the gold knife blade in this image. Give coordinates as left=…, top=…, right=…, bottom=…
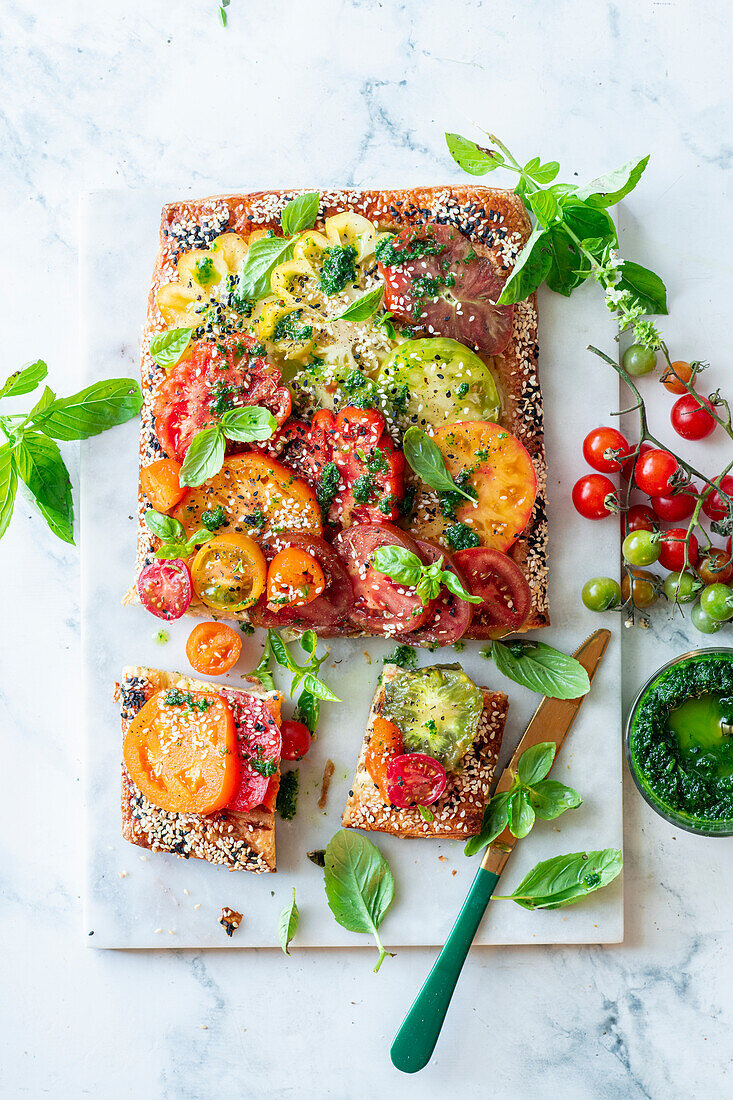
left=481, top=627, right=611, bottom=876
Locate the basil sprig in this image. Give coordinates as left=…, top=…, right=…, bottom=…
left=371, top=544, right=481, bottom=606
left=402, top=426, right=475, bottom=502
left=494, top=848, right=622, bottom=910
left=238, top=192, right=320, bottom=301
left=485, top=640, right=591, bottom=700
left=0, top=361, right=142, bottom=544
left=278, top=888, right=299, bottom=956
left=323, top=830, right=395, bottom=972
left=248, top=629, right=340, bottom=733
left=149, top=327, right=192, bottom=369
left=179, top=406, right=277, bottom=487
left=144, top=509, right=214, bottom=560
left=465, top=741, right=582, bottom=856
left=332, top=284, right=384, bottom=323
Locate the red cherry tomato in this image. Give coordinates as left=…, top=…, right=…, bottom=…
left=697, top=549, right=733, bottom=586
left=658, top=528, right=699, bottom=572
left=661, top=360, right=695, bottom=395
left=572, top=474, right=618, bottom=520
left=634, top=449, right=679, bottom=496
left=650, top=491, right=697, bottom=522
left=627, top=504, right=658, bottom=533
left=621, top=442, right=653, bottom=483
left=671, top=393, right=716, bottom=440
left=701, top=476, right=733, bottom=522
left=582, top=426, right=631, bottom=474
left=280, top=719, right=311, bottom=761
left=385, top=753, right=448, bottom=808
left=137, top=559, right=191, bottom=620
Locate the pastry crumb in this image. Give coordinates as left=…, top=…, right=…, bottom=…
left=220, top=906, right=243, bottom=936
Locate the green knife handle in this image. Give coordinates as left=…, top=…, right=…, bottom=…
left=390, top=865, right=500, bottom=1073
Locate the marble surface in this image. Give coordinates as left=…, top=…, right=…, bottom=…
left=2, top=0, right=733, bottom=1095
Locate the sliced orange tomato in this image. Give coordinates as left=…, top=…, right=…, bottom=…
left=172, top=453, right=322, bottom=543
left=266, top=546, right=326, bottom=609
left=411, top=421, right=537, bottom=552
left=140, top=458, right=187, bottom=512
left=191, top=533, right=267, bottom=613
left=364, top=717, right=403, bottom=802
left=186, top=622, right=242, bottom=675
left=123, top=688, right=239, bottom=814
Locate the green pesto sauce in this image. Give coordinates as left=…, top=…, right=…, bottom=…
left=629, top=654, right=733, bottom=824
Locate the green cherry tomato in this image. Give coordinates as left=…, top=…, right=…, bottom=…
left=691, top=601, right=723, bottom=634
left=699, top=582, right=733, bottom=622
left=622, top=530, right=661, bottom=567
left=622, top=344, right=657, bottom=377
left=582, top=576, right=622, bottom=612
left=663, top=571, right=701, bottom=604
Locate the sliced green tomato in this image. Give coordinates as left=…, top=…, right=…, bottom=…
left=377, top=338, right=501, bottom=430
left=382, top=666, right=484, bottom=773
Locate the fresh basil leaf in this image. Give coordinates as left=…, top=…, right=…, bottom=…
left=280, top=192, right=320, bottom=236
left=527, top=189, right=558, bottom=228
left=616, top=260, right=668, bottom=316
left=179, top=426, right=225, bottom=487
left=517, top=741, right=556, bottom=785
left=497, top=225, right=552, bottom=305
left=220, top=405, right=277, bottom=443
left=402, top=426, right=474, bottom=501
left=445, top=132, right=503, bottom=175
left=561, top=200, right=618, bottom=247
left=268, top=629, right=296, bottom=671
left=149, top=327, right=193, bottom=369
left=575, top=155, right=649, bottom=208
left=15, top=432, right=74, bottom=544
left=302, top=672, right=340, bottom=702
left=508, top=789, right=535, bottom=838
left=374, top=312, right=396, bottom=340
left=298, top=630, right=317, bottom=657
left=465, top=791, right=511, bottom=856
left=295, top=689, right=320, bottom=734
left=490, top=641, right=591, bottom=699
left=0, top=444, right=17, bottom=539
left=278, top=888, right=299, bottom=955
left=524, top=159, right=560, bottom=185
left=529, top=779, right=583, bottom=820
left=324, top=830, right=395, bottom=972
left=37, top=378, right=143, bottom=440
left=332, top=285, right=384, bottom=323
left=440, top=569, right=482, bottom=604
left=28, top=385, right=56, bottom=420
left=249, top=636, right=275, bottom=691
left=495, top=848, right=622, bottom=910
left=371, top=544, right=423, bottom=586
left=238, top=235, right=294, bottom=300
left=544, top=225, right=590, bottom=297
left=0, top=360, right=48, bottom=400
left=144, top=509, right=185, bottom=541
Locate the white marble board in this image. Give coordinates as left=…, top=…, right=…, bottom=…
left=81, top=189, right=623, bottom=949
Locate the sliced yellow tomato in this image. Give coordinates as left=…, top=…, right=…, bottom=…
left=191, top=533, right=267, bottom=613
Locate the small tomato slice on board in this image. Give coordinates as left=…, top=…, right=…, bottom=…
left=266, top=546, right=326, bottom=609
left=220, top=688, right=282, bottom=813
left=153, top=335, right=291, bottom=462
left=140, top=458, right=187, bottom=512
left=251, top=531, right=354, bottom=634
left=386, top=752, right=448, bottom=809
left=396, top=539, right=473, bottom=646
left=124, top=689, right=239, bottom=814
left=378, top=222, right=514, bottom=355
left=453, top=546, right=532, bottom=634
left=333, top=522, right=431, bottom=635
left=172, top=453, right=323, bottom=543
left=365, top=716, right=403, bottom=802
left=137, top=559, right=192, bottom=620
left=191, top=533, right=266, bottom=613
left=186, top=622, right=242, bottom=675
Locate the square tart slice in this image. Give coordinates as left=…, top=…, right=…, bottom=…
left=342, top=664, right=508, bottom=839
left=115, top=666, right=284, bottom=873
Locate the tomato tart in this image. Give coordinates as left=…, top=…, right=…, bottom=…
left=125, top=186, right=547, bottom=644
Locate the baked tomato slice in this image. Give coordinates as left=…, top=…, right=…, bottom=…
left=172, top=453, right=323, bottom=545
left=186, top=622, right=242, bottom=675
left=377, top=222, right=514, bottom=355
left=250, top=531, right=354, bottom=634
left=153, top=335, right=291, bottom=462
left=137, top=559, right=192, bottom=620
left=453, top=547, right=532, bottom=634
left=364, top=716, right=403, bottom=802
left=333, top=522, right=431, bottom=635
left=396, top=539, right=473, bottom=646
left=140, top=458, right=187, bottom=512
left=123, top=688, right=239, bottom=814
left=411, top=421, right=537, bottom=553
left=385, top=753, right=448, bottom=808
left=190, top=532, right=267, bottom=614
left=220, top=688, right=282, bottom=813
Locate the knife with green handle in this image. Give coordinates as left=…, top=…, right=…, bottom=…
left=390, top=628, right=611, bottom=1074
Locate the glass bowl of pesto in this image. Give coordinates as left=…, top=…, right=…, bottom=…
left=625, top=648, right=733, bottom=836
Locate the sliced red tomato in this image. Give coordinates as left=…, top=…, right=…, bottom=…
left=153, top=335, right=291, bottom=462
left=365, top=716, right=404, bottom=802
left=137, top=559, right=192, bottom=620
left=124, top=689, right=239, bottom=814
left=333, top=522, right=431, bottom=635
left=453, top=547, right=532, bottom=633
left=220, top=688, right=282, bottom=813
left=378, top=222, right=514, bottom=354
left=385, top=752, right=448, bottom=808
left=251, top=531, right=354, bottom=634
left=396, top=539, right=473, bottom=646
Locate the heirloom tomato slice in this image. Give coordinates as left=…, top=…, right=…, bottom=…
left=333, top=522, right=431, bottom=635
